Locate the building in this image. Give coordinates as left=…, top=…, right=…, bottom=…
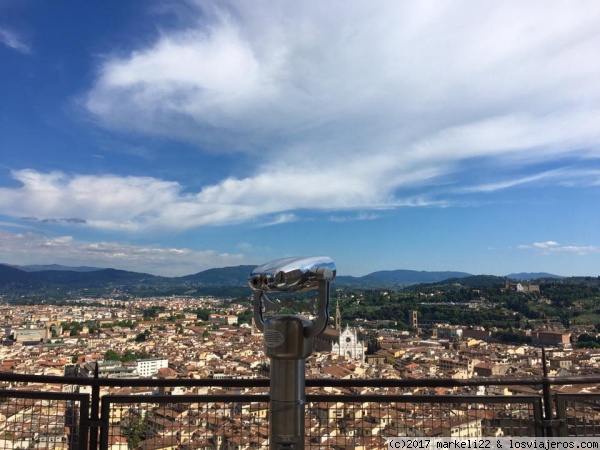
left=313, top=299, right=366, bottom=362
left=438, top=357, right=474, bottom=377
left=331, top=327, right=365, bottom=361
left=532, top=331, right=571, bottom=347
left=136, top=358, right=169, bottom=377
left=80, top=360, right=139, bottom=379
left=208, top=314, right=238, bottom=325
left=409, top=310, right=418, bottom=329
left=474, top=363, right=509, bottom=377
left=504, top=278, right=540, bottom=293
left=434, top=325, right=463, bottom=340
left=462, top=328, right=492, bottom=341
left=12, top=326, right=48, bottom=344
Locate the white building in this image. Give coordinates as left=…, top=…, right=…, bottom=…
left=13, top=327, right=48, bottom=343
left=331, top=326, right=365, bottom=362
left=136, top=358, right=168, bottom=377
left=313, top=300, right=366, bottom=362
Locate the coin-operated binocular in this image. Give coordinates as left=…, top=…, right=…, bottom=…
left=249, top=256, right=336, bottom=450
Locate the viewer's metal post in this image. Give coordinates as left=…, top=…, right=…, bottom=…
left=249, top=257, right=334, bottom=450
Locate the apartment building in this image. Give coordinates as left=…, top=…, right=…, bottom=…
left=137, top=357, right=169, bottom=377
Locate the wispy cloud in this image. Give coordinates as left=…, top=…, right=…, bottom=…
left=0, top=229, right=245, bottom=276
left=457, top=169, right=600, bottom=194
left=236, top=242, right=271, bottom=253
left=78, top=1, right=600, bottom=222
left=456, top=172, right=558, bottom=194
left=0, top=163, right=465, bottom=231
left=329, top=212, right=381, bottom=223
left=533, top=241, right=560, bottom=249
left=0, top=27, right=30, bottom=53
left=0, top=2, right=597, bottom=234
left=0, top=168, right=441, bottom=231
left=22, top=217, right=87, bottom=224
left=518, top=241, right=599, bottom=255
left=259, top=213, right=297, bottom=227
left=0, top=221, right=32, bottom=229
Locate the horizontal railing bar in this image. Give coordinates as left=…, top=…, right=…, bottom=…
left=103, top=394, right=270, bottom=404
left=306, top=375, right=600, bottom=388
left=0, top=388, right=89, bottom=401
left=305, top=394, right=543, bottom=404
left=0, top=373, right=270, bottom=387
left=2, top=372, right=600, bottom=388
left=99, top=393, right=542, bottom=405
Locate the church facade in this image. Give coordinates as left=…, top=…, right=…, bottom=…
left=331, top=326, right=365, bottom=361
left=313, top=300, right=366, bottom=362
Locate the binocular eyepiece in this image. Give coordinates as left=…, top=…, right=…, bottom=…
left=248, top=256, right=336, bottom=293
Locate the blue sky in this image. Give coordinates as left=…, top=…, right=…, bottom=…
left=1, top=1, right=599, bottom=277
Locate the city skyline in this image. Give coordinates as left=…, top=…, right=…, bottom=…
left=1, top=1, right=600, bottom=277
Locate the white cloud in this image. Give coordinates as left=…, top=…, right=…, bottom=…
left=0, top=229, right=244, bottom=276
left=329, top=212, right=381, bottom=223
left=85, top=2, right=600, bottom=151
left=0, top=2, right=594, bottom=234
left=533, top=241, right=560, bottom=249
left=0, top=170, right=185, bottom=231
left=518, top=241, right=599, bottom=255
left=0, top=221, right=32, bottom=229
left=79, top=1, right=600, bottom=219
left=0, top=167, right=448, bottom=231
left=259, top=213, right=297, bottom=227
left=0, top=27, right=30, bottom=53
left=457, top=169, right=600, bottom=194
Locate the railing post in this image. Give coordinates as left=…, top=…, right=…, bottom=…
left=541, top=348, right=556, bottom=436
left=89, top=362, right=101, bottom=450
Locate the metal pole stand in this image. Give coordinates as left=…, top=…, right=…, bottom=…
left=253, top=280, right=330, bottom=450
left=265, top=315, right=312, bottom=449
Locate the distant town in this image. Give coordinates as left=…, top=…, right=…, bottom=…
left=2, top=273, right=600, bottom=448
left=3, top=273, right=600, bottom=382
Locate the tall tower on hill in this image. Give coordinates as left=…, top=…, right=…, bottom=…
left=410, top=310, right=418, bottom=329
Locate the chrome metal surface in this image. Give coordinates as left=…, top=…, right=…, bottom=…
left=305, top=279, right=330, bottom=338
left=250, top=256, right=335, bottom=449
left=248, top=256, right=336, bottom=293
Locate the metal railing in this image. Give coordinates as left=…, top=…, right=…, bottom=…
left=1, top=372, right=600, bottom=449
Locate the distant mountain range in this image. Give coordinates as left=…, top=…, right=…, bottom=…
left=335, top=270, right=473, bottom=287
left=9, top=264, right=101, bottom=272
left=505, top=272, right=563, bottom=280
left=0, top=263, right=565, bottom=299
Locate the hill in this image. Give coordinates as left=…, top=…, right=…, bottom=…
left=336, top=270, right=473, bottom=287
left=178, top=265, right=256, bottom=286
left=11, top=264, right=103, bottom=272
left=435, top=275, right=506, bottom=287
left=0, top=263, right=255, bottom=300
left=505, top=272, right=563, bottom=280
left=0, top=264, right=34, bottom=284
left=30, top=268, right=163, bottom=286
left=0, top=262, right=582, bottom=301
left=1, top=264, right=477, bottom=298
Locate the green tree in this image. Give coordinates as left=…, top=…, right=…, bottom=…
left=124, top=413, right=146, bottom=448
left=104, top=350, right=120, bottom=361
left=134, top=330, right=150, bottom=342
left=237, top=308, right=253, bottom=326
left=576, top=333, right=600, bottom=348
left=194, top=308, right=211, bottom=321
